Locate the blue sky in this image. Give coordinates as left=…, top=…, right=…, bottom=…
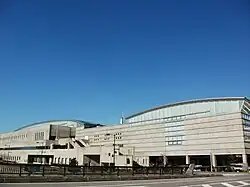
left=0, top=0, right=249, bottom=132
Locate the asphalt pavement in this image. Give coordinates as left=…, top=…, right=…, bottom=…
left=1, top=175, right=250, bottom=187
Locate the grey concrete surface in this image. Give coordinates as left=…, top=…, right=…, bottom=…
left=1, top=175, right=250, bottom=187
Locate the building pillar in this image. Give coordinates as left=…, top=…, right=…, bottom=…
left=212, top=154, right=217, bottom=167
left=186, top=155, right=190, bottom=165
left=210, top=154, right=217, bottom=172
left=49, top=158, right=52, bottom=165
left=242, top=154, right=248, bottom=165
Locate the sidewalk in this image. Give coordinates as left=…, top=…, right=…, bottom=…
left=0, top=173, right=222, bottom=183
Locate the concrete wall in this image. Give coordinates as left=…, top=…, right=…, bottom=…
left=166, top=112, right=244, bottom=156
left=0, top=125, right=51, bottom=148
left=76, top=112, right=245, bottom=159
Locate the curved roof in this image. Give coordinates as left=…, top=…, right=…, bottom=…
left=125, top=97, right=249, bottom=120
left=14, top=120, right=99, bottom=132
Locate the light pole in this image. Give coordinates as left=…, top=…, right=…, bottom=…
left=113, top=134, right=116, bottom=166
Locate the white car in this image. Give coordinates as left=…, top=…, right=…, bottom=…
left=230, top=163, right=249, bottom=172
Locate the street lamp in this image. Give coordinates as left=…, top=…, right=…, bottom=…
left=105, top=133, right=117, bottom=167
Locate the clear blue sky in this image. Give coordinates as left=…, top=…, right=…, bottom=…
left=0, top=0, right=249, bottom=132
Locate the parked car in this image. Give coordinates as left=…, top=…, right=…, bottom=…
left=230, top=163, right=249, bottom=172
left=193, top=165, right=202, bottom=171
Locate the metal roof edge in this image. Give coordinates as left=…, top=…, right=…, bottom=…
left=13, top=119, right=97, bottom=132
left=125, top=97, right=247, bottom=120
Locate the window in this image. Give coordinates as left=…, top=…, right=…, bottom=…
left=35, top=132, right=45, bottom=141
left=166, top=136, right=184, bottom=146
left=243, top=113, right=250, bottom=120
left=126, top=158, right=130, bottom=165
left=243, top=119, right=250, bottom=126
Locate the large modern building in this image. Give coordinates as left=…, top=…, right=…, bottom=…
left=0, top=97, right=250, bottom=168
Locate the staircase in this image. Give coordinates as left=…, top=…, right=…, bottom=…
left=118, top=147, right=149, bottom=167
left=71, top=138, right=89, bottom=148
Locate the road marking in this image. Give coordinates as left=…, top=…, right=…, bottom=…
left=221, top=183, right=236, bottom=187
left=78, top=186, right=147, bottom=187
left=237, top=181, right=250, bottom=185
left=180, top=179, right=250, bottom=187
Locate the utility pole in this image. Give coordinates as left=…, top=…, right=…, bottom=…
left=113, top=134, right=116, bottom=166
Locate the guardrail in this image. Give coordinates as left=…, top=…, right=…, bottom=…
left=0, top=163, right=189, bottom=177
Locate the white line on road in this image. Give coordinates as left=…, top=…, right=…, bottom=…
left=180, top=179, right=250, bottom=187
left=83, top=186, right=147, bottom=187
left=76, top=179, right=250, bottom=187
left=202, top=185, right=213, bottom=187
left=221, top=183, right=236, bottom=187
left=237, top=181, right=250, bottom=185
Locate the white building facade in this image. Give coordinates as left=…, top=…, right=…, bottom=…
left=0, top=97, right=250, bottom=168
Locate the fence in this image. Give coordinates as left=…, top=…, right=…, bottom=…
left=0, top=163, right=189, bottom=177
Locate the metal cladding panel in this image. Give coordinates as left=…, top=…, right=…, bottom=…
left=126, top=99, right=242, bottom=123
left=242, top=100, right=250, bottom=114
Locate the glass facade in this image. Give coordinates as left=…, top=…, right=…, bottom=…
left=242, top=113, right=250, bottom=142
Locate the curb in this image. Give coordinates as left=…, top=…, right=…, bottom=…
left=0, top=174, right=222, bottom=183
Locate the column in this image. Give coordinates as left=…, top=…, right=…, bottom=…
left=212, top=154, right=217, bottom=167
left=210, top=154, right=217, bottom=172
left=242, top=154, right=248, bottom=165
left=49, top=158, right=52, bottom=165
left=186, top=155, right=190, bottom=165
left=42, top=157, right=45, bottom=164
left=241, top=154, right=248, bottom=171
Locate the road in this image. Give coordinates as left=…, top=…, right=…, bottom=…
left=1, top=175, right=250, bottom=187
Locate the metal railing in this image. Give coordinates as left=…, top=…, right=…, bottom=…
left=0, top=163, right=189, bottom=177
